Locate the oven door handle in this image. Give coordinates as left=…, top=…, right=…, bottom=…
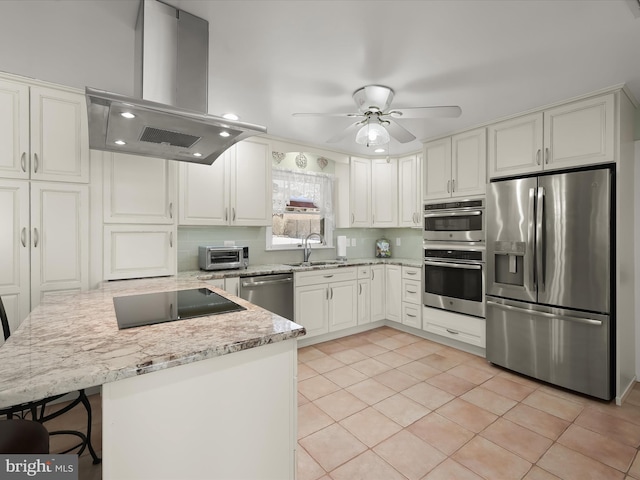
left=424, top=210, right=483, bottom=218
left=424, top=260, right=482, bottom=270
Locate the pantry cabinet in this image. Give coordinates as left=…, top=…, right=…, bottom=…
left=178, top=139, right=272, bottom=226
left=294, top=267, right=357, bottom=338
left=0, top=78, right=89, bottom=183
left=488, top=93, right=615, bottom=178
left=423, top=128, right=486, bottom=201
left=398, top=154, right=422, bottom=228
left=0, top=179, right=89, bottom=336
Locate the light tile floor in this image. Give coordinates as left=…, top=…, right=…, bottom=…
left=297, top=326, right=640, bottom=480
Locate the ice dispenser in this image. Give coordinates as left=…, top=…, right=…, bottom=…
left=493, top=241, right=526, bottom=286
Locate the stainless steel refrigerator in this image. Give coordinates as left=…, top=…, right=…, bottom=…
left=486, top=166, right=613, bottom=400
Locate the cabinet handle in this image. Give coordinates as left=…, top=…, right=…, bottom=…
left=33, top=228, right=39, bottom=248
left=359, top=284, right=362, bottom=295
left=169, top=202, right=173, bottom=219
left=407, top=313, right=417, bottom=318
left=169, top=232, right=173, bottom=247
left=536, top=149, right=541, bottom=165
left=351, top=213, right=355, bottom=225
left=21, top=227, right=26, bottom=247
left=372, top=270, right=375, bottom=281
left=446, top=328, right=459, bottom=335
left=232, top=207, right=236, bottom=221
left=224, top=208, right=228, bottom=222
left=20, top=152, right=26, bottom=172
left=545, top=147, right=549, bottom=164
left=372, top=214, right=375, bottom=224
left=323, top=274, right=334, bottom=279
left=33, top=153, right=39, bottom=173
left=326, top=287, right=329, bottom=300
left=330, top=287, right=333, bottom=300
left=406, top=271, right=417, bottom=276
left=452, top=179, right=456, bottom=192
left=407, top=289, right=417, bottom=294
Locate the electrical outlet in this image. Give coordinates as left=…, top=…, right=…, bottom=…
left=396, top=237, right=401, bottom=247
left=351, top=238, right=356, bottom=247
left=224, top=240, right=235, bottom=246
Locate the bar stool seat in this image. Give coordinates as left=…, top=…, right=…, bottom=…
left=0, top=419, right=49, bottom=454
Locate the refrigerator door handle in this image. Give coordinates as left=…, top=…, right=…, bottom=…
left=536, top=187, right=545, bottom=293
left=527, top=188, right=536, bottom=291
left=486, top=300, right=603, bottom=326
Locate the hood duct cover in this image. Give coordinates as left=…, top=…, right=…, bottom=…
left=85, top=0, right=266, bottom=165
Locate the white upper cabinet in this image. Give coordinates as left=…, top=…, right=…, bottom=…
left=104, top=152, right=177, bottom=224
left=488, top=93, right=615, bottom=178
left=178, top=138, right=271, bottom=226
left=0, top=78, right=89, bottom=183
left=398, top=154, right=422, bottom=228
left=424, top=128, right=486, bottom=201
left=349, top=156, right=371, bottom=227
left=371, top=158, right=397, bottom=227
left=543, top=94, right=614, bottom=170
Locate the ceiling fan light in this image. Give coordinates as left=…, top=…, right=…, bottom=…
left=355, top=122, right=390, bottom=147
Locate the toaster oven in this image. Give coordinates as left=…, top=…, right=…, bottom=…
left=198, top=246, right=249, bottom=271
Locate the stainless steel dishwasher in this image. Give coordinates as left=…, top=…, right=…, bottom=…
left=239, top=273, right=294, bottom=321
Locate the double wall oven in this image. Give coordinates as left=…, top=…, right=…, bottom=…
left=423, top=199, right=486, bottom=318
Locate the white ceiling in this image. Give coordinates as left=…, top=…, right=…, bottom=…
left=163, top=0, right=640, bottom=157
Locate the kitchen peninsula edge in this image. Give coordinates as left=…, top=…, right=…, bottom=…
left=0, top=276, right=306, bottom=480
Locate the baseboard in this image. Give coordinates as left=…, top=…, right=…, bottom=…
left=616, top=375, right=637, bottom=406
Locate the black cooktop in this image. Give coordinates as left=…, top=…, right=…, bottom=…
left=113, top=288, right=246, bottom=330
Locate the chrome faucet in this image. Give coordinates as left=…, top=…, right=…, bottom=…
left=303, top=233, right=325, bottom=263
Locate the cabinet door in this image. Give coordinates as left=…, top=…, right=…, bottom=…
left=398, top=154, right=420, bottom=227
left=370, top=265, right=386, bottom=321
left=423, top=137, right=452, bottom=201
left=451, top=127, right=486, bottom=198
left=224, top=277, right=240, bottom=297
left=104, top=153, right=177, bottom=224
left=488, top=112, right=543, bottom=179
left=178, top=152, right=229, bottom=225
left=294, top=284, right=328, bottom=338
left=30, top=86, right=89, bottom=183
left=357, top=279, right=371, bottom=325
left=0, top=79, right=29, bottom=180
left=328, top=280, right=357, bottom=332
left=544, top=94, right=614, bottom=170
left=385, top=265, right=401, bottom=323
left=231, top=139, right=271, bottom=226
left=0, top=180, right=30, bottom=328
left=30, top=182, right=89, bottom=308
left=103, top=225, right=176, bottom=280
left=371, top=158, right=397, bottom=227
left=349, top=157, right=371, bottom=227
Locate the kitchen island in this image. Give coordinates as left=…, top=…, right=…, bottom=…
left=0, top=276, right=306, bottom=480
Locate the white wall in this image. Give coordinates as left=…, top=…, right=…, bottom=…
left=0, top=1, right=137, bottom=95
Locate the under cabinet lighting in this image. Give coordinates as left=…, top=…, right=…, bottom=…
left=219, top=131, right=230, bottom=137
left=120, top=112, right=135, bottom=119
left=222, top=113, right=239, bottom=121
left=193, top=152, right=202, bottom=157
left=114, top=140, right=126, bottom=145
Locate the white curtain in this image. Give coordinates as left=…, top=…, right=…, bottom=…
left=272, top=168, right=334, bottom=224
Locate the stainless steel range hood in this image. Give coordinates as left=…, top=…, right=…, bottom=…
left=86, top=0, right=266, bottom=165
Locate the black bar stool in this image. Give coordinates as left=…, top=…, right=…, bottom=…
left=0, top=419, right=49, bottom=454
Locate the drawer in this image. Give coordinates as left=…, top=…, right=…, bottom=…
left=295, top=267, right=357, bottom=287
left=402, top=266, right=421, bottom=280
left=402, top=279, right=421, bottom=304
left=357, top=265, right=371, bottom=279
left=402, top=303, right=421, bottom=329
left=423, top=307, right=485, bottom=347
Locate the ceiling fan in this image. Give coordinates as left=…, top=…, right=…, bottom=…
left=292, top=85, right=461, bottom=147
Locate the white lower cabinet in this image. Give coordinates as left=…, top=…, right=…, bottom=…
left=294, top=267, right=357, bottom=339
left=0, top=179, right=88, bottom=337
left=423, top=306, right=486, bottom=348
left=385, top=265, right=402, bottom=323
left=401, top=266, right=422, bottom=328
left=370, top=265, right=386, bottom=321
left=356, top=266, right=371, bottom=325
left=206, top=277, right=239, bottom=296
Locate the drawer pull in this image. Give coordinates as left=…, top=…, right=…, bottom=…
left=407, top=313, right=417, bottom=318
left=323, top=274, right=334, bottom=279
left=407, top=289, right=417, bottom=294
left=446, top=328, right=459, bottom=335
left=21, top=152, right=26, bottom=172
left=406, top=271, right=417, bottom=275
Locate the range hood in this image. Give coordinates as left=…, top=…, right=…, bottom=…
left=86, top=0, right=266, bottom=165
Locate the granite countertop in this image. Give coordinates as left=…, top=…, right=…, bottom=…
left=0, top=276, right=305, bottom=409
left=184, top=257, right=423, bottom=280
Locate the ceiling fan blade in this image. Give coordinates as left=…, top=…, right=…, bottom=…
left=387, top=106, right=462, bottom=118
left=326, top=121, right=363, bottom=143
left=384, top=120, right=416, bottom=143
left=292, top=112, right=364, bottom=118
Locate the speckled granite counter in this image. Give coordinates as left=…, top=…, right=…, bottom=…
left=0, top=276, right=305, bottom=409
left=182, top=257, right=422, bottom=280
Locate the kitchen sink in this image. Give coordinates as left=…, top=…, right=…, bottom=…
left=285, top=260, right=342, bottom=267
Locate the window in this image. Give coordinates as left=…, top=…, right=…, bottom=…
left=267, top=168, right=335, bottom=250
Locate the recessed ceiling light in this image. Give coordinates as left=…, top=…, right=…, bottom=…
left=374, top=148, right=386, bottom=153
left=219, top=131, right=230, bottom=137
left=193, top=152, right=202, bottom=157
left=222, top=113, right=239, bottom=121
left=114, top=140, right=126, bottom=145
left=120, top=112, right=135, bottom=119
